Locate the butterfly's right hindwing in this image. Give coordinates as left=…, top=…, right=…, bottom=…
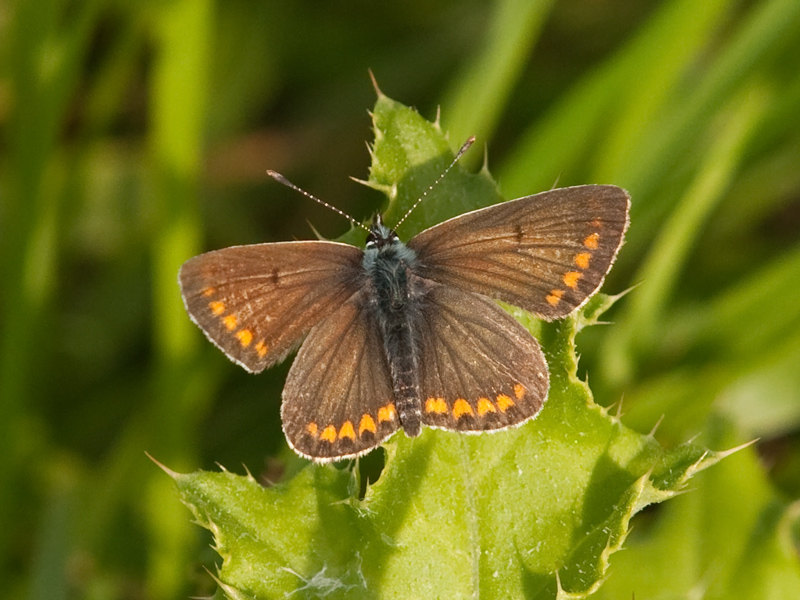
left=415, top=283, right=549, bottom=432
left=179, top=241, right=363, bottom=373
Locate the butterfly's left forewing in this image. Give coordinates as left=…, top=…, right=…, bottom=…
left=179, top=241, right=362, bottom=373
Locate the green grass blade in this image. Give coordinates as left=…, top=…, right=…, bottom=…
left=601, top=83, right=770, bottom=386
left=441, top=0, right=555, bottom=154
left=498, top=0, right=734, bottom=198
left=146, top=1, right=214, bottom=598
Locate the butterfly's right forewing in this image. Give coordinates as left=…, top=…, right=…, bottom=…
left=179, top=241, right=363, bottom=373
left=408, top=185, right=629, bottom=320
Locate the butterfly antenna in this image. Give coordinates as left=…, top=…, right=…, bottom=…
left=394, top=135, right=476, bottom=230
left=267, top=170, right=370, bottom=233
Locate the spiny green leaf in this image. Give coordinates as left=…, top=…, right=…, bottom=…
left=366, top=91, right=501, bottom=238
left=167, top=94, right=731, bottom=600
left=593, top=417, right=800, bottom=600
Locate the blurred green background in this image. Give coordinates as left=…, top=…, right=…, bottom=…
left=1, top=0, right=799, bottom=598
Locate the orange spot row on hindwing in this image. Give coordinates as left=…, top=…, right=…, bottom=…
left=306, top=403, right=396, bottom=444
left=424, top=385, right=525, bottom=419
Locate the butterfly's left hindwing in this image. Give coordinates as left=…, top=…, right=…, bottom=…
left=179, top=241, right=363, bottom=373
left=281, top=289, right=399, bottom=461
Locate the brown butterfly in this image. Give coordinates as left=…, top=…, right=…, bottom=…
left=179, top=139, right=629, bottom=462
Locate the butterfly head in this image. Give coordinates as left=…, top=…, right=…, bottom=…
left=363, top=214, right=417, bottom=271
left=365, top=214, right=399, bottom=250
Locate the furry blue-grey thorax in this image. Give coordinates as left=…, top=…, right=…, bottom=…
left=362, top=214, right=418, bottom=272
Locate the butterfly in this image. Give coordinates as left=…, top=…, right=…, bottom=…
left=179, top=139, right=630, bottom=462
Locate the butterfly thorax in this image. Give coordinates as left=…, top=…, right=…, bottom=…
left=363, top=218, right=419, bottom=307
left=362, top=216, right=424, bottom=436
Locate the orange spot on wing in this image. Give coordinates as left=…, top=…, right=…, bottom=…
left=236, top=329, right=253, bottom=347
left=339, top=421, right=356, bottom=441
left=307, top=422, right=318, bottom=437
left=452, top=399, right=474, bottom=419
left=477, top=397, right=496, bottom=416
left=575, top=252, right=591, bottom=269
left=320, top=425, right=337, bottom=443
left=359, top=414, right=377, bottom=435
left=378, top=403, right=397, bottom=423
left=202, top=287, right=216, bottom=297
left=425, top=397, right=448, bottom=414
left=514, top=384, right=526, bottom=399
left=254, top=340, right=268, bottom=358
left=583, top=232, right=600, bottom=249
left=563, top=271, right=582, bottom=289
left=496, top=394, right=515, bottom=412
left=223, top=314, right=237, bottom=330
left=209, top=301, right=225, bottom=315
left=546, top=289, right=564, bottom=306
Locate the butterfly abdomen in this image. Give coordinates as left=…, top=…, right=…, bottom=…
left=364, top=229, right=426, bottom=437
